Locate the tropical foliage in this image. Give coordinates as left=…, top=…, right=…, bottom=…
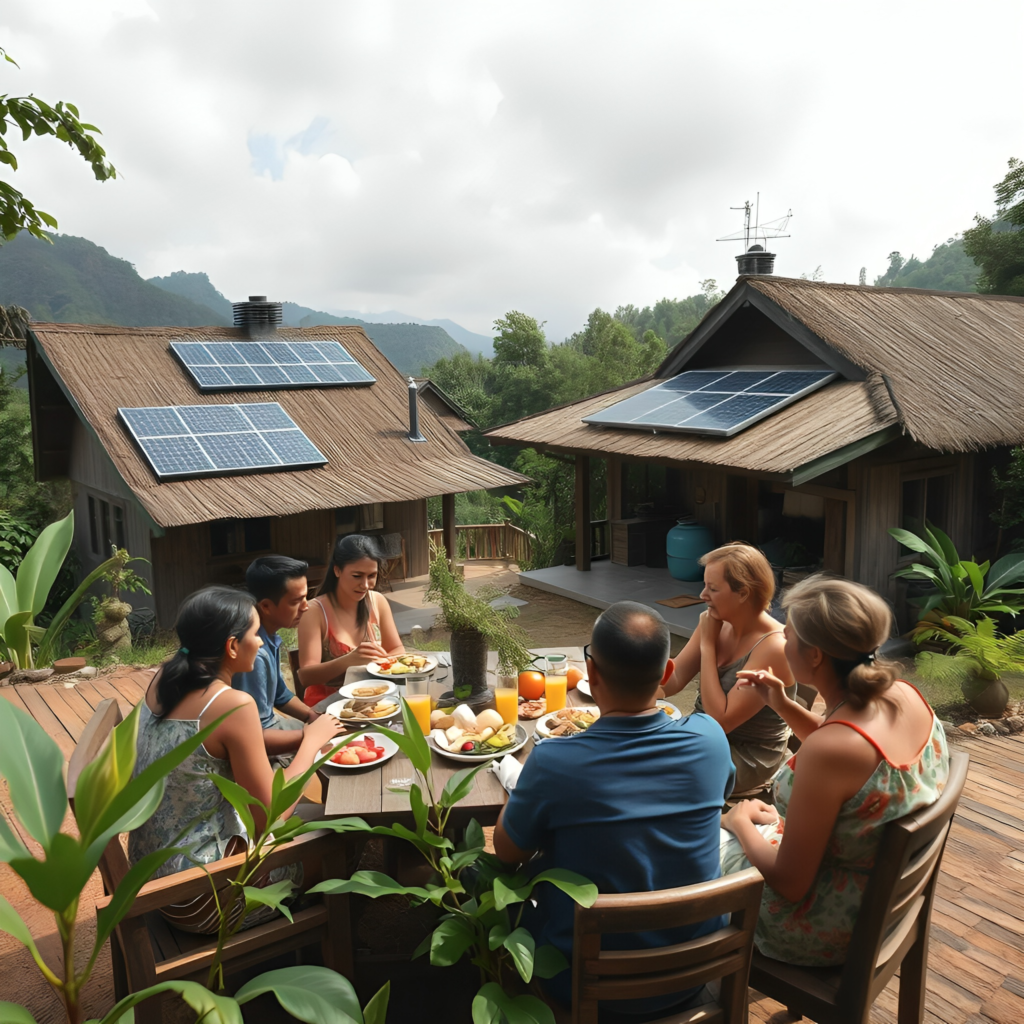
left=963, top=157, right=1024, bottom=297
left=889, top=523, right=1024, bottom=636
left=873, top=238, right=980, bottom=292
left=312, top=699, right=598, bottom=1024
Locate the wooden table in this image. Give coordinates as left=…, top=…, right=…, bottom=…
left=313, top=647, right=589, bottom=826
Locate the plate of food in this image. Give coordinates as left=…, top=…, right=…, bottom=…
left=325, top=696, right=401, bottom=724
left=656, top=699, right=682, bottom=720
left=339, top=680, right=398, bottom=699
left=518, top=698, right=547, bottom=720
left=428, top=705, right=529, bottom=761
left=322, top=732, right=399, bottom=770
left=536, top=706, right=601, bottom=738
left=365, top=654, right=437, bottom=678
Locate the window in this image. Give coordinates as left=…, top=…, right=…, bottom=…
left=900, top=472, right=954, bottom=553
left=88, top=496, right=98, bottom=554
left=100, top=500, right=112, bottom=555
left=210, top=518, right=272, bottom=558
left=361, top=503, right=384, bottom=531
left=113, top=505, right=126, bottom=549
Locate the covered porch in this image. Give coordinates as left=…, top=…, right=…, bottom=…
left=517, top=559, right=705, bottom=637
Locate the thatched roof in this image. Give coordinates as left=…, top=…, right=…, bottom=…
left=31, top=322, right=526, bottom=529
left=486, top=277, right=1024, bottom=472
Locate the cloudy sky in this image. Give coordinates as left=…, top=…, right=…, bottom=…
left=3, top=0, right=1021, bottom=341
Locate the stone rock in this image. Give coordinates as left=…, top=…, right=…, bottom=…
left=977, top=722, right=997, bottom=736
left=78, top=666, right=98, bottom=678
left=940, top=719, right=957, bottom=731
left=15, top=668, right=54, bottom=683
left=1006, top=716, right=1024, bottom=733
left=958, top=722, right=978, bottom=734
left=993, top=720, right=1012, bottom=735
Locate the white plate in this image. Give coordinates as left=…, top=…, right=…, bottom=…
left=536, top=706, right=601, bottom=738
left=576, top=679, right=593, bottom=698
left=321, top=732, right=399, bottom=771
left=365, top=654, right=438, bottom=678
left=326, top=696, right=401, bottom=725
left=657, top=699, right=683, bottom=721
left=430, top=724, right=530, bottom=762
left=339, top=680, right=398, bottom=699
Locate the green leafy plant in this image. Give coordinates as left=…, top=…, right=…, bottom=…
left=0, top=510, right=37, bottom=569
left=427, top=543, right=533, bottom=676
left=0, top=511, right=124, bottom=668
left=312, top=699, right=598, bottom=1024
left=888, top=522, right=1024, bottom=635
left=914, top=615, right=1024, bottom=715
left=0, top=696, right=388, bottom=1024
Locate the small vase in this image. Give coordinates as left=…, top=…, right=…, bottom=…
left=961, top=674, right=1010, bottom=717
left=446, top=628, right=492, bottom=711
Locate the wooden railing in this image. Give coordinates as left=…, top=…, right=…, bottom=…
left=428, top=522, right=533, bottom=563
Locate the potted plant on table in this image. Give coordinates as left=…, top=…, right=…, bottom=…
left=914, top=615, right=1024, bottom=717
left=427, top=545, right=533, bottom=710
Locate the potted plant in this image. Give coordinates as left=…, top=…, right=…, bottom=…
left=426, top=544, right=533, bottom=709
left=888, top=523, right=1024, bottom=638
left=914, top=615, right=1024, bottom=717
left=93, top=547, right=151, bottom=657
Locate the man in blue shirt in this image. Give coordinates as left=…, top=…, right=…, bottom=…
left=494, top=601, right=735, bottom=1017
left=233, top=555, right=321, bottom=763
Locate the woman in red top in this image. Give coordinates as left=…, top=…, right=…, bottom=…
left=296, top=534, right=404, bottom=704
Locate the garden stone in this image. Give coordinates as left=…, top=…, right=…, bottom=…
left=992, top=720, right=1011, bottom=735
left=958, top=722, right=978, bottom=734
left=78, top=666, right=98, bottom=678
left=977, top=722, right=997, bottom=736
left=1006, top=716, right=1024, bottom=733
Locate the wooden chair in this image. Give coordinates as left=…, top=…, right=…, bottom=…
left=287, top=648, right=305, bottom=700
left=376, top=533, right=407, bottom=592
left=565, top=866, right=764, bottom=1024
left=749, top=749, right=969, bottom=1024
left=68, top=699, right=355, bottom=1000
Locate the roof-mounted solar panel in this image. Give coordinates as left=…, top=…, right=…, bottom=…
left=170, top=338, right=375, bottom=392
left=119, top=402, right=328, bottom=480
left=582, top=369, right=837, bottom=438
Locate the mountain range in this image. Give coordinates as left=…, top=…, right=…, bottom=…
left=0, top=234, right=493, bottom=375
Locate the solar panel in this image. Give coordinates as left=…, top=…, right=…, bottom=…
left=119, top=403, right=328, bottom=480
left=170, top=338, right=376, bottom=392
left=582, top=368, right=838, bottom=437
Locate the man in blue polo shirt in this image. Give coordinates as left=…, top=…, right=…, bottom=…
left=494, top=601, right=735, bottom=1017
left=233, top=555, right=321, bottom=764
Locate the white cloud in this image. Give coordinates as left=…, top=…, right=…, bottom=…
left=2, top=0, right=1021, bottom=341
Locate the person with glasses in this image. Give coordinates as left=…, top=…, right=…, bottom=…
left=494, top=601, right=735, bottom=1018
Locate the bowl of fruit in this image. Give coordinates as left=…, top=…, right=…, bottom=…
left=323, top=732, right=399, bottom=770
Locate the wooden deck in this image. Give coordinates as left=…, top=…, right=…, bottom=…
left=4, top=673, right=1024, bottom=1022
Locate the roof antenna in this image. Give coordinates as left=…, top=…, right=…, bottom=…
left=717, top=193, right=792, bottom=276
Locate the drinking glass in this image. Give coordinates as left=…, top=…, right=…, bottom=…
left=494, top=673, right=519, bottom=725
left=544, top=653, right=568, bottom=712
left=404, top=675, right=432, bottom=735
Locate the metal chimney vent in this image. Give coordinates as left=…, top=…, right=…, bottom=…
left=735, top=244, right=776, bottom=276
left=232, top=295, right=283, bottom=337
left=407, top=378, right=427, bottom=443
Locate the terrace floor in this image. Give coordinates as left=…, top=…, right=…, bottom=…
left=518, top=559, right=705, bottom=637
left=3, top=667, right=1024, bottom=1021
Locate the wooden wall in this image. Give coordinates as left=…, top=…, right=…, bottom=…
left=384, top=498, right=429, bottom=577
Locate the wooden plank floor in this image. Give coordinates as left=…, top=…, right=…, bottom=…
left=5, top=673, right=1024, bottom=1021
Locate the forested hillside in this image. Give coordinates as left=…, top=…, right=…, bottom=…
left=0, top=234, right=230, bottom=326
left=873, top=237, right=980, bottom=291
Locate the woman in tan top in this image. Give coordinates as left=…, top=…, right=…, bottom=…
left=296, top=534, right=404, bottom=698
left=662, top=542, right=796, bottom=796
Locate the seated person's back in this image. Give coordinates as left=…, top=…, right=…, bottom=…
left=495, top=602, right=735, bottom=1017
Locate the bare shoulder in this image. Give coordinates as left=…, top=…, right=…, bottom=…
left=800, top=717, right=881, bottom=773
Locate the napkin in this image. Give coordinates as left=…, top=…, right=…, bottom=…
left=490, top=755, right=523, bottom=793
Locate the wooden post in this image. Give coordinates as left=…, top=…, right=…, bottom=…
left=607, top=457, right=623, bottom=523
left=575, top=455, right=591, bottom=572
left=442, top=493, right=457, bottom=564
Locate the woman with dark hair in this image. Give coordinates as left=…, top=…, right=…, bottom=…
left=128, top=586, right=343, bottom=933
left=296, top=534, right=404, bottom=701
left=719, top=575, right=949, bottom=966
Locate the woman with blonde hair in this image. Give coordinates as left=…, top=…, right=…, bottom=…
left=663, top=542, right=796, bottom=796
left=720, top=574, right=949, bottom=965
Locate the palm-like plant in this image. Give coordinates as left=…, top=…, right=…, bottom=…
left=889, top=523, right=1024, bottom=635
left=915, top=616, right=1024, bottom=715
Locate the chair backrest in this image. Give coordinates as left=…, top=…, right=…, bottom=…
left=836, top=748, right=969, bottom=1004
left=571, top=866, right=764, bottom=1024
left=287, top=648, right=305, bottom=698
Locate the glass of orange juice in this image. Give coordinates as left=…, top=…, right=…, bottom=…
left=494, top=673, right=519, bottom=725
left=404, top=676, right=432, bottom=735
left=544, top=654, right=568, bottom=712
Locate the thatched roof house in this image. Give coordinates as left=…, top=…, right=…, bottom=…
left=486, top=276, right=1024, bottom=622
left=28, top=318, right=525, bottom=624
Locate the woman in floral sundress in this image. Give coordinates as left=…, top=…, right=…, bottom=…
left=719, top=575, right=949, bottom=965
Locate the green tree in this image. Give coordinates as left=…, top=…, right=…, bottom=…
left=492, top=310, right=547, bottom=367
left=963, top=157, right=1024, bottom=296
left=874, top=239, right=980, bottom=292
left=0, top=46, right=116, bottom=242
